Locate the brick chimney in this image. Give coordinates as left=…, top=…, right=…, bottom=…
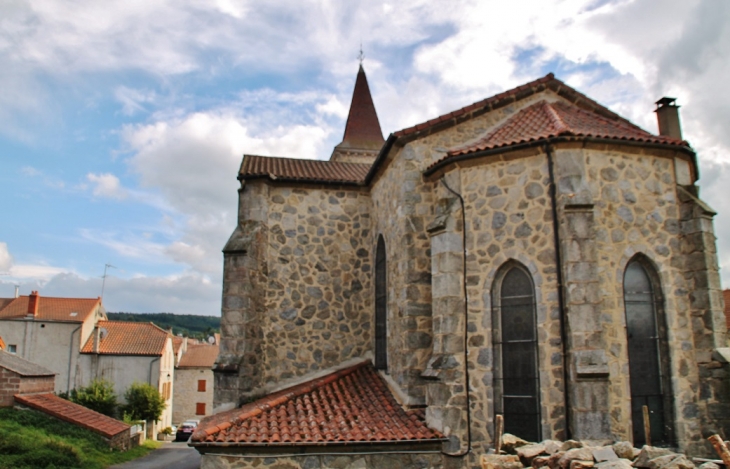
left=655, top=97, right=683, bottom=140
left=94, top=325, right=101, bottom=354
left=27, top=291, right=39, bottom=318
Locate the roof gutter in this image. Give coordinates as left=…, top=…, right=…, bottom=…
left=190, top=438, right=448, bottom=449
left=423, top=136, right=698, bottom=179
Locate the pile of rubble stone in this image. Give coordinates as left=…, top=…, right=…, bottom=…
left=481, top=434, right=719, bottom=469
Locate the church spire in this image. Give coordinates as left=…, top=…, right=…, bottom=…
left=330, top=65, right=385, bottom=163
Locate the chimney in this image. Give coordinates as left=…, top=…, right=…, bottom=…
left=14, top=285, right=19, bottom=298
left=94, top=325, right=101, bottom=354
left=655, top=97, right=683, bottom=140
left=27, top=291, right=39, bottom=317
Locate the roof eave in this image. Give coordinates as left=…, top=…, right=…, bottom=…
left=239, top=174, right=367, bottom=187
left=189, top=437, right=448, bottom=449
left=423, top=136, right=697, bottom=178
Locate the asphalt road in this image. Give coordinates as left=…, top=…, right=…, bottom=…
left=109, top=441, right=201, bottom=469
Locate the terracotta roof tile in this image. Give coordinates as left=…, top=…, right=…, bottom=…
left=456, top=100, right=683, bottom=154
left=393, top=73, right=656, bottom=142
left=0, top=295, right=101, bottom=322
left=239, top=155, right=370, bottom=185
left=0, top=350, right=55, bottom=376
left=394, top=74, right=557, bottom=138
left=81, top=321, right=169, bottom=356
left=178, top=345, right=219, bottom=368
left=427, top=100, right=688, bottom=172
left=723, top=289, right=730, bottom=330
left=191, top=361, right=444, bottom=446
left=336, top=65, right=384, bottom=151
left=15, top=393, right=129, bottom=439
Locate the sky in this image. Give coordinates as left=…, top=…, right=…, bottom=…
left=0, top=0, right=729, bottom=316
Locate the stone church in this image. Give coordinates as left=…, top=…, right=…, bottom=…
left=192, top=66, right=729, bottom=468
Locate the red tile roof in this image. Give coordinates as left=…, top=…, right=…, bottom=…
left=15, top=393, right=129, bottom=439
left=394, top=73, right=643, bottom=140
left=191, top=360, right=443, bottom=446
left=336, top=65, right=385, bottom=151
left=723, top=289, right=730, bottom=330
left=0, top=350, right=55, bottom=377
left=447, top=100, right=685, bottom=157
left=0, top=294, right=101, bottom=323
left=239, top=155, right=370, bottom=185
left=81, top=321, right=169, bottom=356
left=178, top=345, right=219, bottom=368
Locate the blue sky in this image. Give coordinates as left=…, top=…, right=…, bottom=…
left=1, top=0, right=729, bottom=315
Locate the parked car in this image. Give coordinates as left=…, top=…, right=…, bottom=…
left=175, top=420, right=200, bottom=442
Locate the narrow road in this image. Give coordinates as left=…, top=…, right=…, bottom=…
left=109, top=441, right=201, bottom=469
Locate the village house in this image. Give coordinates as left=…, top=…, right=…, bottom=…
left=75, top=320, right=175, bottom=433
left=0, top=349, right=133, bottom=449
left=172, top=343, right=219, bottom=424
left=0, top=291, right=106, bottom=394
left=192, top=67, right=727, bottom=468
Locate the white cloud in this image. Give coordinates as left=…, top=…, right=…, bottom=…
left=114, top=86, right=157, bottom=116
left=0, top=272, right=220, bottom=315
left=7, top=264, right=68, bottom=281
left=0, top=242, right=13, bottom=272
left=87, top=173, right=128, bottom=200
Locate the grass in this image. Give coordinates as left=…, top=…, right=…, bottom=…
left=0, top=407, right=162, bottom=469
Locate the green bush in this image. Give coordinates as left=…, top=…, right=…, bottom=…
left=123, top=382, right=166, bottom=423
left=67, top=378, right=118, bottom=418
left=0, top=408, right=160, bottom=469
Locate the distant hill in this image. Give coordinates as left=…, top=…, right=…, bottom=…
left=106, top=312, right=220, bottom=340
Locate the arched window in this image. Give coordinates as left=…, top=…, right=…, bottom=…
left=492, top=263, right=541, bottom=442
left=375, top=235, right=387, bottom=370
left=623, top=257, right=674, bottom=446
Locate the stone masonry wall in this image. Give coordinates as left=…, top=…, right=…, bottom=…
left=216, top=180, right=374, bottom=408
left=370, top=145, right=437, bottom=405
left=418, top=140, right=715, bottom=462
left=260, top=185, right=373, bottom=386
left=216, top=181, right=271, bottom=409
left=201, top=451, right=444, bottom=469
left=424, top=152, right=566, bottom=465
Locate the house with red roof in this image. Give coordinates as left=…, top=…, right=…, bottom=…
left=172, top=344, right=219, bottom=424
left=0, top=291, right=106, bottom=394
left=76, top=320, right=175, bottom=433
left=204, top=66, right=728, bottom=466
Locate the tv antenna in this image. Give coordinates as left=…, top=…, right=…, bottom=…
left=100, top=264, right=116, bottom=300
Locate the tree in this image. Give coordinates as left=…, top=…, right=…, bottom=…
left=122, top=382, right=166, bottom=423
left=67, top=379, right=118, bottom=418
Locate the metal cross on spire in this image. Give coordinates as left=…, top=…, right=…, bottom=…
left=358, top=44, right=365, bottom=65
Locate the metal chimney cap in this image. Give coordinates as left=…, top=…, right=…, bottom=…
left=655, top=97, right=678, bottom=108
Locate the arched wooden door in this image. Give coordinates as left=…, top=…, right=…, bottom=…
left=493, top=264, right=541, bottom=442
left=624, top=259, right=673, bottom=446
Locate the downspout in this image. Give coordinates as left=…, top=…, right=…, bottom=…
left=545, top=144, right=572, bottom=439
left=67, top=325, right=81, bottom=394
left=149, top=356, right=161, bottom=385
left=440, top=176, right=472, bottom=458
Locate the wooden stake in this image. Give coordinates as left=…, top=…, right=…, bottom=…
left=642, top=405, right=651, bottom=446
left=495, top=414, right=504, bottom=455
left=709, top=435, right=730, bottom=467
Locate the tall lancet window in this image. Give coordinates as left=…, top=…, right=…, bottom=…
left=374, top=235, right=388, bottom=370
left=492, top=262, right=541, bottom=442
left=623, top=257, right=674, bottom=446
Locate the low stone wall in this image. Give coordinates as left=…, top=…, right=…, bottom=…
left=201, top=452, right=444, bottom=469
